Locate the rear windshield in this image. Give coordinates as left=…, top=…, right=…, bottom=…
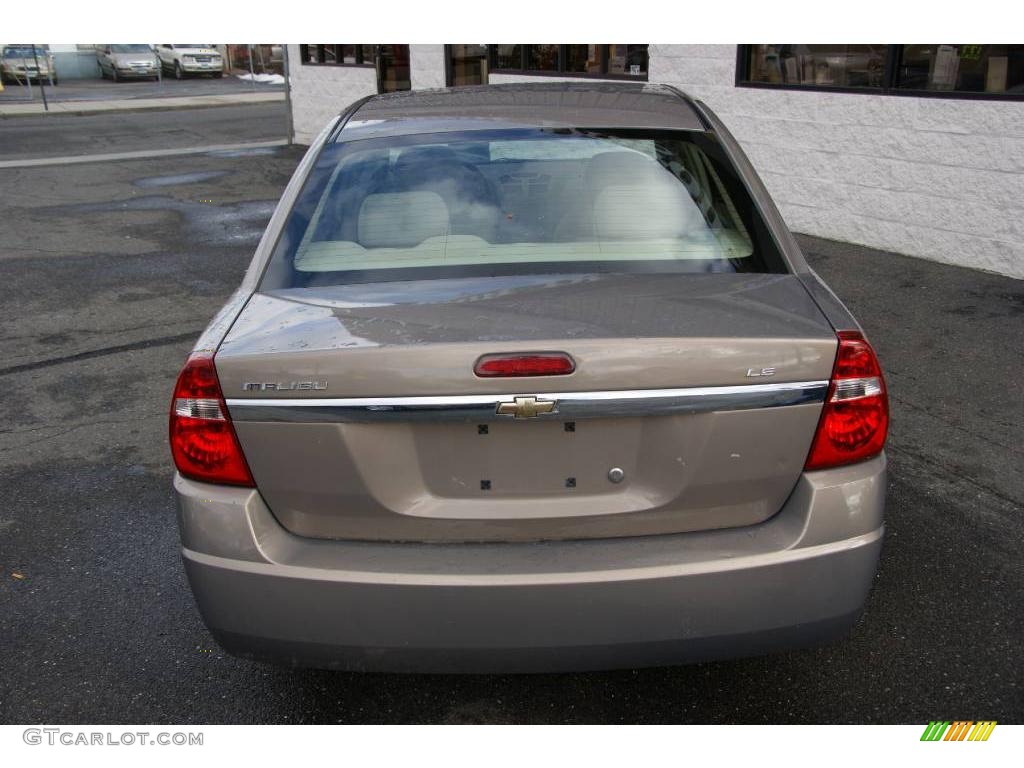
left=261, top=128, right=787, bottom=289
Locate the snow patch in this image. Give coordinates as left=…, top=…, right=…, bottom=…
left=236, top=73, right=285, bottom=85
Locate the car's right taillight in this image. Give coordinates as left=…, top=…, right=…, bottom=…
left=169, top=351, right=254, bottom=487
left=804, top=330, right=889, bottom=471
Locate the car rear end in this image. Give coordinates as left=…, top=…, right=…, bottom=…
left=170, top=85, right=888, bottom=672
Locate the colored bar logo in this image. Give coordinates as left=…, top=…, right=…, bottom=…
left=921, top=721, right=997, bottom=741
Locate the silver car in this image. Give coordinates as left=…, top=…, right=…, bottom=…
left=1, top=45, right=56, bottom=85
left=97, top=44, right=160, bottom=81
left=155, top=44, right=224, bottom=79
left=170, top=83, right=889, bottom=673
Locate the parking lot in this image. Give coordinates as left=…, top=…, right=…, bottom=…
left=0, top=110, right=1021, bottom=723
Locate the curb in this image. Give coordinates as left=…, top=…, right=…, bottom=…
left=0, top=92, right=285, bottom=119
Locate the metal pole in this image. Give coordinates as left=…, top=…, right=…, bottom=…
left=283, top=45, right=294, bottom=145
left=248, top=44, right=256, bottom=92
left=32, top=45, right=48, bottom=111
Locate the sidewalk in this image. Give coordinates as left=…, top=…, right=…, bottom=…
left=0, top=90, right=284, bottom=117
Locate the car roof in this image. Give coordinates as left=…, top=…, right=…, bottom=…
left=336, top=82, right=707, bottom=141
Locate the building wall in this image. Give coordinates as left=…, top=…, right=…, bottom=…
left=286, top=44, right=378, bottom=145
left=409, top=44, right=445, bottom=90
left=651, top=45, right=1024, bottom=278
left=51, top=50, right=101, bottom=80
left=286, top=44, right=1024, bottom=278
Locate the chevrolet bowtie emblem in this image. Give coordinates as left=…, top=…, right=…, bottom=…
left=496, top=396, right=557, bottom=419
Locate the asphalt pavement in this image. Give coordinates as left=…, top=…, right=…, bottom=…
left=0, top=103, right=287, bottom=161
left=0, top=112, right=1021, bottom=723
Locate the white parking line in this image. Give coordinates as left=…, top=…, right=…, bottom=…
left=0, top=140, right=290, bottom=169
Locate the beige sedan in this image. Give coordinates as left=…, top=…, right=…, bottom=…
left=170, top=82, right=889, bottom=673
left=1, top=45, right=56, bottom=85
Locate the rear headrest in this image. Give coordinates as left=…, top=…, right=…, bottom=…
left=358, top=191, right=450, bottom=248
left=394, top=145, right=460, bottom=171
left=592, top=181, right=703, bottom=241
left=586, top=151, right=664, bottom=187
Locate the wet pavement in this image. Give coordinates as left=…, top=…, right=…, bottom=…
left=0, top=145, right=1021, bottom=724
left=0, top=102, right=286, bottom=161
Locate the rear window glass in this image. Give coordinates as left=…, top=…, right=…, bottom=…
left=261, top=128, right=787, bottom=289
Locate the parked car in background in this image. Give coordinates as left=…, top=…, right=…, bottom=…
left=96, top=44, right=159, bottom=81
left=170, top=82, right=889, bottom=673
left=155, top=44, right=223, bottom=79
left=1, top=45, right=56, bottom=85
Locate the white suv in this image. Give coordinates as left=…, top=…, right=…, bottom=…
left=155, top=44, right=223, bottom=79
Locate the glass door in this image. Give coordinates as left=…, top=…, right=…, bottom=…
left=447, top=44, right=488, bottom=86
left=376, top=44, right=411, bottom=93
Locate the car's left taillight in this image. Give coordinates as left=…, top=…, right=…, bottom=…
left=169, top=351, right=254, bottom=486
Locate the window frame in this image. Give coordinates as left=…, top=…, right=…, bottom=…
left=487, top=44, right=649, bottom=82
left=735, top=44, right=1024, bottom=101
left=298, top=44, right=375, bottom=68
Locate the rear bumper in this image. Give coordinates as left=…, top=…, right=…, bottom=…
left=176, top=454, right=885, bottom=673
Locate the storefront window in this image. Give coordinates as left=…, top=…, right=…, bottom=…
left=896, top=45, right=1023, bottom=94
left=302, top=44, right=322, bottom=65
left=739, top=44, right=1023, bottom=99
left=607, top=45, right=649, bottom=78
left=493, top=45, right=522, bottom=71
left=447, top=44, right=488, bottom=87
left=526, top=45, right=559, bottom=71
left=299, top=44, right=371, bottom=67
left=488, top=45, right=648, bottom=80
left=565, top=45, right=604, bottom=74
left=744, top=45, right=887, bottom=88
left=377, top=44, right=410, bottom=93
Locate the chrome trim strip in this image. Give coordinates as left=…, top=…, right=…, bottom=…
left=226, top=380, right=829, bottom=423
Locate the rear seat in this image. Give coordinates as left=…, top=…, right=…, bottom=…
left=357, top=191, right=451, bottom=248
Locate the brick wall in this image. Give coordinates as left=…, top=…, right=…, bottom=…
left=286, top=44, right=378, bottom=145
left=410, top=44, right=446, bottom=90
left=650, top=45, right=1024, bottom=278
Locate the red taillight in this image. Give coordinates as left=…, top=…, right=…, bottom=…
left=169, top=352, right=254, bottom=486
left=804, top=330, right=889, bottom=471
left=474, top=352, right=576, bottom=378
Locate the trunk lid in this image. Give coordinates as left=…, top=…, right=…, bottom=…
left=217, top=272, right=837, bottom=542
